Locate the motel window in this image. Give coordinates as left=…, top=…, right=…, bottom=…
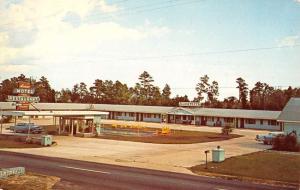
left=260, top=120, right=264, bottom=125
left=129, top=112, right=134, bottom=117
left=246, top=119, right=256, bottom=124
left=145, top=113, right=151, bottom=118
left=183, top=115, right=187, bottom=120
left=268, top=120, right=276, bottom=126
left=117, top=112, right=122, bottom=116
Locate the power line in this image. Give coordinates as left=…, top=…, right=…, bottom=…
left=119, top=44, right=300, bottom=61
left=0, top=0, right=131, bottom=28
left=0, top=0, right=199, bottom=31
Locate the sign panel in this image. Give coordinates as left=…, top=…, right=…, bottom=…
left=0, top=167, right=25, bottom=179
left=7, top=95, right=40, bottom=103
left=13, top=88, right=35, bottom=95
left=6, top=80, right=39, bottom=111
left=18, top=81, right=31, bottom=89
left=16, top=104, right=30, bottom=111
left=179, top=102, right=201, bottom=107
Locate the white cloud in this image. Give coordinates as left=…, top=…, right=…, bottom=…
left=0, top=64, right=33, bottom=72
left=0, top=0, right=170, bottom=68
left=278, top=35, right=299, bottom=46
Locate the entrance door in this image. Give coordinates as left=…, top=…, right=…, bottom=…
left=201, top=116, right=206, bottom=125
left=140, top=113, right=143, bottom=121
left=136, top=113, right=139, bottom=121
left=73, top=125, right=77, bottom=135
left=240, top=118, right=245, bottom=128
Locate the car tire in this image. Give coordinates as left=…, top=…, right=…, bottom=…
left=263, top=141, right=267, bottom=145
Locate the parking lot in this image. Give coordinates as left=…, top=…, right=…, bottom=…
left=0, top=118, right=271, bottom=175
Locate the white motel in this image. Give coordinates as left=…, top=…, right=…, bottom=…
left=2, top=98, right=299, bottom=132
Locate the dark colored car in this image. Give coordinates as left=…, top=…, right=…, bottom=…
left=12, top=123, right=44, bottom=134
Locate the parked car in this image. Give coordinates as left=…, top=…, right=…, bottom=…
left=12, top=123, right=44, bottom=134
left=256, top=132, right=284, bottom=145
left=9, top=123, right=33, bottom=131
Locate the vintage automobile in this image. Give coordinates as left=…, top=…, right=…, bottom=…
left=256, top=131, right=285, bottom=145
left=11, top=123, right=44, bottom=134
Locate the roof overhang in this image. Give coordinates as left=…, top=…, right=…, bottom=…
left=277, top=120, right=300, bottom=123
left=0, top=111, right=24, bottom=117
left=12, top=111, right=109, bottom=117
left=167, top=108, right=194, bottom=115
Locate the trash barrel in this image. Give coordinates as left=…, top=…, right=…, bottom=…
left=41, top=135, right=52, bottom=146
left=212, top=146, right=225, bottom=162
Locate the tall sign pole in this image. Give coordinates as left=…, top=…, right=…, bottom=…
left=6, top=80, right=40, bottom=138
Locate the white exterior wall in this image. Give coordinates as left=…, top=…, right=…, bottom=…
left=284, top=122, right=300, bottom=143
left=244, top=119, right=280, bottom=130
left=143, top=113, right=161, bottom=123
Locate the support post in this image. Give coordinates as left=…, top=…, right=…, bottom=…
left=14, top=116, right=17, bottom=134
left=58, top=117, right=61, bottom=135
left=27, top=116, right=31, bottom=138
left=70, top=119, right=73, bottom=136
left=0, top=115, right=3, bottom=134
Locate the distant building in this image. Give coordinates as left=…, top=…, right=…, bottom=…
left=277, top=98, right=300, bottom=143
left=0, top=101, right=284, bottom=131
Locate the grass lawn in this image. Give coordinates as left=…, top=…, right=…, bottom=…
left=190, top=151, right=300, bottom=184
left=98, top=125, right=242, bottom=144
left=0, top=139, right=42, bottom=148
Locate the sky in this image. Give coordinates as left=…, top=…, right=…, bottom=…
left=0, top=0, right=300, bottom=100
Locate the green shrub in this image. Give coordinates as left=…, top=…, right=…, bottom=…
left=273, top=133, right=299, bottom=152
left=221, top=124, right=233, bottom=135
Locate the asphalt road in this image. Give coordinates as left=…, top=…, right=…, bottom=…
left=0, top=151, right=296, bottom=190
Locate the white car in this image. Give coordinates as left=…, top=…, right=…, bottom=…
left=256, top=132, right=285, bottom=145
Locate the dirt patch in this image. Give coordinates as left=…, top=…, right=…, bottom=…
left=0, top=139, right=43, bottom=148
left=0, top=172, right=60, bottom=190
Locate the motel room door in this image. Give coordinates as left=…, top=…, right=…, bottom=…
left=240, top=118, right=245, bottom=128
left=140, top=113, right=143, bottom=121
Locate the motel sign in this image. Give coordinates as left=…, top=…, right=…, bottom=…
left=6, top=81, right=39, bottom=110
left=179, top=102, right=201, bottom=107
left=7, top=95, right=40, bottom=102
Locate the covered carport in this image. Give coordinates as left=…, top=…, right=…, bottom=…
left=0, top=111, right=24, bottom=134
left=52, top=111, right=108, bottom=136
left=9, top=111, right=109, bottom=136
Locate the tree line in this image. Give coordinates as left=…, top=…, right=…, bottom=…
left=0, top=72, right=299, bottom=110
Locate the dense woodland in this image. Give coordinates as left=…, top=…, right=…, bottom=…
left=0, top=72, right=299, bottom=111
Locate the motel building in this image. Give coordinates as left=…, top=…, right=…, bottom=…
left=0, top=100, right=291, bottom=132
left=167, top=107, right=282, bottom=130
left=277, top=98, right=300, bottom=143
